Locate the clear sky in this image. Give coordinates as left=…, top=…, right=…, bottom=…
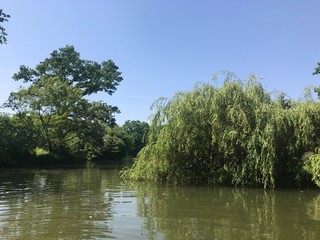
left=1, top=0, right=320, bottom=125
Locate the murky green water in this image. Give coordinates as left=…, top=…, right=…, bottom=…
left=0, top=165, right=320, bottom=240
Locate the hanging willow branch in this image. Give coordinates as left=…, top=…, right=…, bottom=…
left=122, top=77, right=320, bottom=188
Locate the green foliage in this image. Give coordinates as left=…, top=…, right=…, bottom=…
left=122, top=120, right=149, bottom=157
left=0, top=114, right=36, bottom=166
left=12, top=45, right=123, bottom=96
left=92, top=121, right=149, bottom=162
left=35, top=147, right=49, bottom=156
left=304, top=150, right=320, bottom=187
left=0, top=9, right=10, bottom=44
left=4, top=46, right=122, bottom=162
left=289, top=60, right=320, bottom=186
left=101, top=125, right=132, bottom=160
left=123, top=75, right=320, bottom=188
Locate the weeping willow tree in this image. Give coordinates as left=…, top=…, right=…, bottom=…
left=122, top=74, right=320, bottom=188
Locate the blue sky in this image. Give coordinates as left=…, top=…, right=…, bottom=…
left=1, top=0, right=320, bottom=125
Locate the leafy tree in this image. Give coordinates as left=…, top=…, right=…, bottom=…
left=101, top=125, right=132, bottom=160
left=12, top=45, right=122, bottom=96
left=6, top=76, right=82, bottom=153
left=122, top=120, right=149, bottom=157
left=92, top=121, right=149, bottom=162
left=5, top=46, right=122, bottom=160
left=0, top=9, right=10, bottom=44
left=122, top=75, right=320, bottom=188
left=0, top=114, right=36, bottom=165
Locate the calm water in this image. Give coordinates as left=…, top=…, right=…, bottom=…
left=0, top=165, right=320, bottom=240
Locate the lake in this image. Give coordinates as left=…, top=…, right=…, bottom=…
left=0, top=164, right=320, bottom=239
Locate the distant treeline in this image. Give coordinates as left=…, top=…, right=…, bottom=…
left=0, top=114, right=149, bottom=167
left=122, top=74, right=320, bottom=188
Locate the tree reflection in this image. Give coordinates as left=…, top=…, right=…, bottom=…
left=130, top=182, right=320, bottom=240
left=308, top=194, right=320, bottom=221
left=1, top=168, right=320, bottom=240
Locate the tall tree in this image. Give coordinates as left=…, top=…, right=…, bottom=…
left=6, top=46, right=122, bottom=160
left=13, top=45, right=123, bottom=96
left=0, top=9, right=10, bottom=44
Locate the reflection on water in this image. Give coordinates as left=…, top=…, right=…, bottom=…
left=0, top=166, right=319, bottom=239
left=133, top=184, right=320, bottom=240
left=0, top=167, right=115, bottom=239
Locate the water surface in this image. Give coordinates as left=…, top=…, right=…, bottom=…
left=0, top=165, right=319, bottom=239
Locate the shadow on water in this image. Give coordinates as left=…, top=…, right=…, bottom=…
left=0, top=165, right=319, bottom=239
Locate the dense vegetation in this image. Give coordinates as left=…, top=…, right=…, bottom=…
left=122, top=74, right=320, bottom=188
left=0, top=111, right=149, bottom=166
left=307, top=63, right=320, bottom=187
left=0, top=45, right=149, bottom=166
